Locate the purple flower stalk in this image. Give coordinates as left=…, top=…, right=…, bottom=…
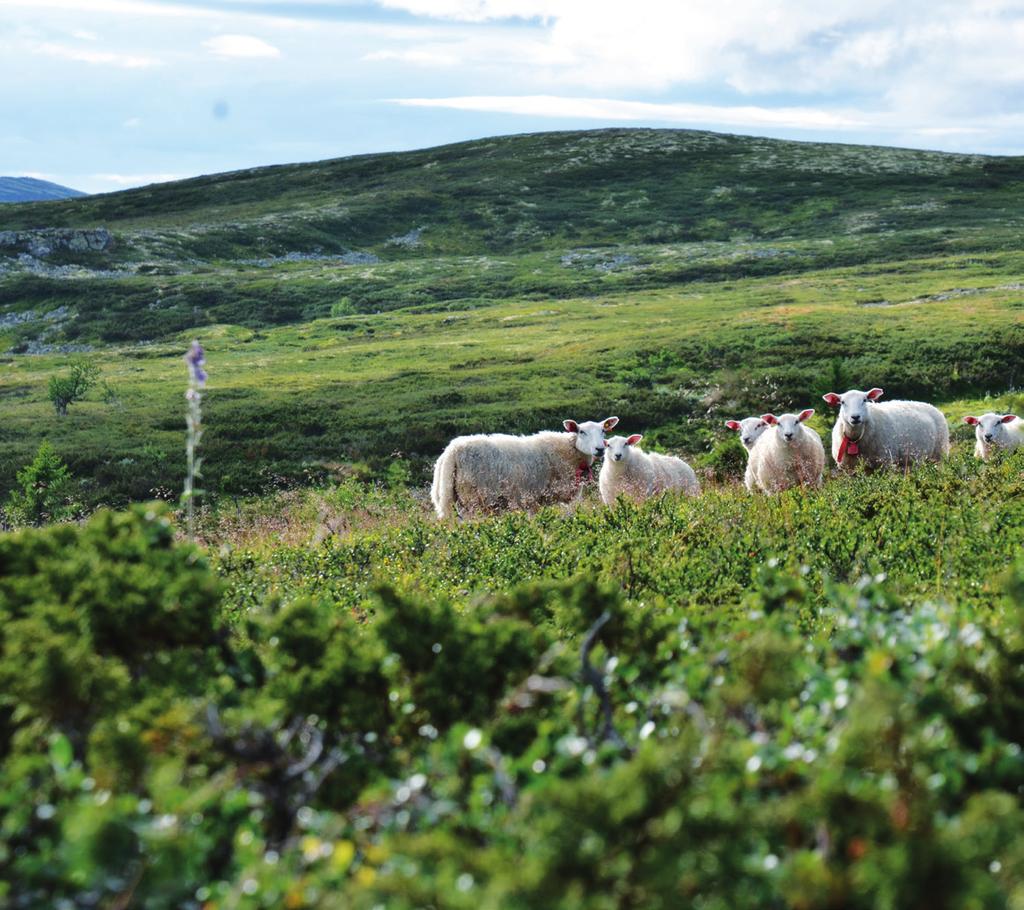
left=185, top=340, right=207, bottom=386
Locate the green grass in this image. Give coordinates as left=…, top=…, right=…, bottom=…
left=1, top=128, right=1022, bottom=506
left=1, top=248, right=1022, bottom=505
left=1, top=128, right=1023, bottom=345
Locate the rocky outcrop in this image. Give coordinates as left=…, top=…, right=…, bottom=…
left=0, top=228, right=114, bottom=257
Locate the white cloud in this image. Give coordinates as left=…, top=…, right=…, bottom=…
left=34, top=41, right=161, bottom=67
left=364, top=47, right=460, bottom=65
left=375, top=0, right=1024, bottom=107
left=202, top=33, right=281, bottom=58
left=393, top=94, right=869, bottom=130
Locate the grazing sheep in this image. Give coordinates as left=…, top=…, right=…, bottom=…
left=725, top=416, right=770, bottom=453
left=963, top=412, right=1024, bottom=460
left=431, top=417, right=618, bottom=519
left=599, top=435, right=699, bottom=505
left=744, top=410, right=825, bottom=493
left=822, top=388, right=949, bottom=470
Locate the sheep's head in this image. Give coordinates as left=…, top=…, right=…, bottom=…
left=762, top=409, right=814, bottom=444
left=964, top=412, right=1019, bottom=446
left=822, top=388, right=883, bottom=437
left=725, top=417, right=769, bottom=451
left=564, top=416, right=618, bottom=458
left=604, top=434, right=643, bottom=462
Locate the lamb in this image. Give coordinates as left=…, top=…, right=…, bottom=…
left=744, top=410, right=825, bottom=493
left=822, top=387, right=949, bottom=470
left=963, top=412, right=1024, bottom=461
left=430, top=417, right=618, bottom=519
left=598, top=435, right=699, bottom=505
left=725, top=416, right=770, bottom=453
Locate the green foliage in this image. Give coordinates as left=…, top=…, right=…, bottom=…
left=2, top=128, right=1024, bottom=905
left=47, top=359, right=99, bottom=416
left=3, top=442, right=78, bottom=527
left=1, top=458, right=1023, bottom=907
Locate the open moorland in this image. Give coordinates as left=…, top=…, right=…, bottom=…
left=1, top=129, right=1024, bottom=908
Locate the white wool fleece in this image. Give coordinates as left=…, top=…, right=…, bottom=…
left=963, top=412, right=1024, bottom=461
left=823, top=388, right=949, bottom=470
left=599, top=435, right=699, bottom=505
left=431, top=417, right=618, bottom=519
left=745, top=410, right=825, bottom=493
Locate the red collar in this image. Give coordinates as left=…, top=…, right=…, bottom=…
left=837, top=435, right=860, bottom=463
left=575, top=462, right=594, bottom=485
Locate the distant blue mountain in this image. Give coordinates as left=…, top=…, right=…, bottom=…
left=0, top=177, right=86, bottom=203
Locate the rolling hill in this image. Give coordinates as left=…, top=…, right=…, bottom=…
left=0, top=129, right=1022, bottom=504
left=0, top=176, right=86, bottom=204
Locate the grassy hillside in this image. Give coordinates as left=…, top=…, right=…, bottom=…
left=0, top=128, right=1022, bottom=505
left=1, top=249, right=1022, bottom=504
left=1, top=129, right=1023, bottom=346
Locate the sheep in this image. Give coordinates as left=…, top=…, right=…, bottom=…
left=744, top=409, right=825, bottom=493
left=431, top=417, right=618, bottom=519
left=822, top=387, right=949, bottom=470
left=963, top=412, right=1024, bottom=460
left=725, top=416, right=770, bottom=453
left=598, top=435, right=699, bottom=505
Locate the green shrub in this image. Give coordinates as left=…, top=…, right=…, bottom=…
left=2, top=464, right=1024, bottom=908
left=47, top=359, right=100, bottom=416
left=3, top=442, right=78, bottom=527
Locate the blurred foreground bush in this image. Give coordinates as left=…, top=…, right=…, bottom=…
left=2, top=497, right=1024, bottom=908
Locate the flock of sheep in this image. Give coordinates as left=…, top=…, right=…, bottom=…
left=430, top=387, right=1022, bottom=520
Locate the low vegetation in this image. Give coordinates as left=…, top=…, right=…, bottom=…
left=2, top=128, right=1023, bottom=907
left=2, top=449, right=1023, bottom=907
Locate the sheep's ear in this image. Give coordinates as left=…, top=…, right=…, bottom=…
left=563, top=420, right=579, bottom=433
left=822, top=393, right=841, bottom=407
left=1001, top=414, right=1019, bottom=423
left=602, top=416, right=619, bottom=430
left=724, top=420, right=741, bottom=431
left=798, top=408, right=814, bottom=422
left=866, top=388, right=884, bottom=401
left=760, top=413, right=778, bottom=425
left=626, top=434, right=643, bottom=446
left=963, top=416, right=979, bottom=425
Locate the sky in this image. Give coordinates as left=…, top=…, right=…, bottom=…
left=1, top=0, right=1023, bottom=193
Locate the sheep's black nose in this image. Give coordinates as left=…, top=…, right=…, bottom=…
left=784, top=433, right=794, bottom=440
left=850, top=415, right=862, bottom=424
left=985, top=433, right=994, bottom=441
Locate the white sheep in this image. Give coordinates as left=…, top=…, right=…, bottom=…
left=598, top=435, right=699, bottom=505
left=725, top=416, right=770, bottom=453
left=963, top=412, right=1024, bottom=461
left=822, top=388, right=949, bottom=470
left=744, top=410, right=825, bottom=493
left=431, top=417, right=618, bottom=519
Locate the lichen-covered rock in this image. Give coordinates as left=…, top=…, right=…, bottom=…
left=0, top=227, right=114, bottom=257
